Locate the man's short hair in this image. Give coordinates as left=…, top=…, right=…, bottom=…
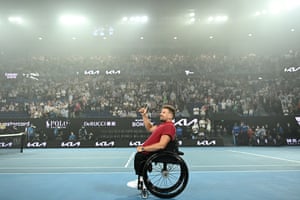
left=163, top=105, right=176, bottom=119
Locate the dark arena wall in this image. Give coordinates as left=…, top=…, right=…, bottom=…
left=0, top=114, right=299, bottom=149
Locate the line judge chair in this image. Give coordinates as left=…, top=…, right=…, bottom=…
left=137, top=139, right=189, bottom=199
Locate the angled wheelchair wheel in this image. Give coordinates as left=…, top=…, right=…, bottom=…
left=142, top=151, right=189, bottom=199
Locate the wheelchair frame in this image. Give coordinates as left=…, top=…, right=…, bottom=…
left=138, top=150, right=189, bottom=199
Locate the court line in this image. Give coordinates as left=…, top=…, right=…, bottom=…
left=124, top=152, right=135, bottom=168
left=0, top=172, right=132, bottom=175
left=191, top=169, right=300, bottom=173
left=1, top=169, right=300, bottom=175
left=0, top=166, right=126, bottom=169
left=0, top=156, right=128, bottom=160
left=191, top=164, right=300, bottom=168
left=228, top=150, right=300, bottom=164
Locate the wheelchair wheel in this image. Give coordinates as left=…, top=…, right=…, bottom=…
left=142, top=152, right=188, bottom=198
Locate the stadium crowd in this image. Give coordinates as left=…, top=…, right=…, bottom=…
left=0, top=52, right=299, bottom=119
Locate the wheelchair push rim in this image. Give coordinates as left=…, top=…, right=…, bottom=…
left=142, top=152, right=189, bottom=199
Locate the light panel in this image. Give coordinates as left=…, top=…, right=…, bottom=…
left=59, top=15, right=87, bottom=26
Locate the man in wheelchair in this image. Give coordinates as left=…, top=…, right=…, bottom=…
left=128, top=105, right=188, bottom=198
left=134, top=104, right=177, bottom=175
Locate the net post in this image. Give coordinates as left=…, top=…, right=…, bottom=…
left=20, top=132, right=25, bottom=153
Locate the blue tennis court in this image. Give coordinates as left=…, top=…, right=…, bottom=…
left=1, top=147, right=300, bottom=200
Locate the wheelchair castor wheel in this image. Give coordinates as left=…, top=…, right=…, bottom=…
left=141, top=188, right=149, bottom=199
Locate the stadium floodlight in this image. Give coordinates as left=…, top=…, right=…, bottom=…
left=122, top=17, right=128, bottom=22
left=121, top=15, right=148, bottom=24
left=269, top=2, right=283, bottom=14
left=254, top=11, right=261, bottom=16
left=189, top=12, right=195, bottom=17
left=215, top=15, right=228, bottom=22
left=207, top=16, right=214, bottom=22
left=206, top=15, right=228, bottom=24
left=8, top=16, right=24, bottom=25
left=59, top=15, right=87, bottom=26
left=268, top=0, right=300, bottom=14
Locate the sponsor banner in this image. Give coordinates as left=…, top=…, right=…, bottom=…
left=286, top=138, right=300, bottom=146
left=177, top=138, right=223, bottom=147
left=46, top=119, right=70, bottom=129
left=128, top=140, right=143, bottom=147
left=83, top=120, right=117, bottom=127
left=197, top=139, right=217, bottom=146
left=27, top=142, right=47, bottom=148
left=81, top=69, right=121, bottom=76
left=284, top=66, right=300, bottom=73
left=61, top=141, right=81, bottom=148
left=25, top=138, right=224, bottom=148
left=95, top=141, right=115, bottom=147
left=0, top=142, right=13, bottom=148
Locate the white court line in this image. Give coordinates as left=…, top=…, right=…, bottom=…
left=0, top=172, right=131, bottom=175
left=228, top=150, right=300, bottom=164
left=0, top=166, right=125, bottom=169
left=0, top=157, right=127, bottom=160
left=1, top=169, right=300, bottom=175
left=191, top=169, right=300, bottom=173
left=124, top=152, right=135, bottom=168
left=191, top=164, right=300, bottom=168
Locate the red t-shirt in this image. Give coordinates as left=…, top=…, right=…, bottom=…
left=142, top=121, right=176, bottom=147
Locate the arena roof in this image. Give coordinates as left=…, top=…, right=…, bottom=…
left=0, top=0, right=299, bottom=55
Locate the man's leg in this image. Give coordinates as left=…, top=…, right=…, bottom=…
left=134, top=152, right=150, bottom=176
left=127, top=152, right=151, bottom=189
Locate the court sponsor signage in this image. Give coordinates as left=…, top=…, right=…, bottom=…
left=61, top=141, right=81, bottom=147
left=131, top=119, right=145, bottom=127
left=174, top=118, right=198, bottom=127
left=0, top=121, right=30, bottom=128
left=4, top=72, right=18, bottom=79
left=105, top=70, right=121, bottom=75
left=129, top=141, right=143, bottom=146
left=196, top=139, right=217, bottom=146
left=46, top=120, right=70, bottom=129
left=284, top=66, right=300, bottom=73
left=0, top=142, right=13, bottom=148
left=83, top=120, right=117, bottom=127
left=27, top=142, right=47, bottom=148
left=95, top=141, right=115, bottom=147
left=286, top=138, right=300, bottom=145
left=84, top=70, right=100, bottom=75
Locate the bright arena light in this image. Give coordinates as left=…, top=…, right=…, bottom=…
left=206, top=15, right=228, bottom=24
left=121, top=15, right=148, bottom=24
left=269, top=2, right=283, bottom=14
left=253, top=0, right=300, bottom=17
left=8, top=16, right=24, bottom=25
left=59, top=15, right=87, bottom=26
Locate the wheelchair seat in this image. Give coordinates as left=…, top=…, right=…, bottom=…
left=138, top=139, right=189, bottom=199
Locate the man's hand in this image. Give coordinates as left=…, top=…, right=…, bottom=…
left=138, top=107, right=147, bottom=116
left=137, top=146, right=144, bottom=152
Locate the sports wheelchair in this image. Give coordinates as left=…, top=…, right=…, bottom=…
left=137, top=141, right=189, bottom=199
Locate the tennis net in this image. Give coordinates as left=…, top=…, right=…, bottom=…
left=0, top=132, right=26, bottom=153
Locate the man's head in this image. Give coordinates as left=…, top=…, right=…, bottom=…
left=160, top=105, right=176, bottom=122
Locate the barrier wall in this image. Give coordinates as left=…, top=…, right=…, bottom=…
left=0, top=115, right=299, bottom=148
